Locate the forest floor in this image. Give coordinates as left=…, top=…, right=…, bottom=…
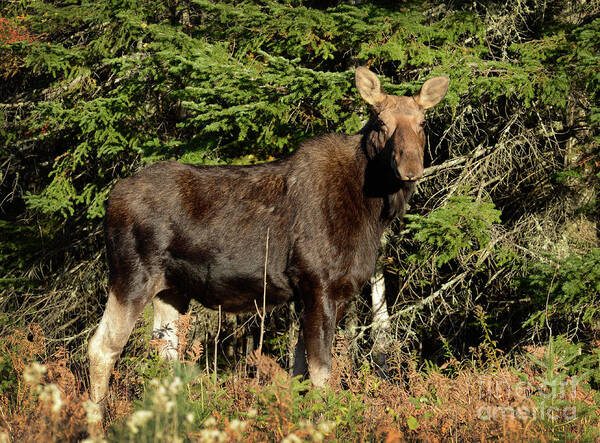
left=1, top=323, right=599, bottom=442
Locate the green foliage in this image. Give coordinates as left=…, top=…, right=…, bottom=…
left=520, top=335, right=600, bottom=440
left=406, top=193, right=501, bottom=267
left=523, top=249, right=600, bottom=330
left=3, top=0, right=597, bottom=223
left=251, top=375, right=365, bottom=440
left=0, top=351, right=18, bottom=396
left=474, top=305, right=501, bottom=367
left=406, top=415, right=419, bottom=430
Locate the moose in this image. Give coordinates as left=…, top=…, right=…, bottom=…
left=88, top=66, right=449, bottom=406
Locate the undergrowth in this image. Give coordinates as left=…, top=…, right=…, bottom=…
left=1, top=324, right=599, bottom=442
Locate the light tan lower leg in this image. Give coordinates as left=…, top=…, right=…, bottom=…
left=88, top=292, right=143, bottom=405
left=152, top=296, right=180, bottom=361
left=308, top=360, right=331, bottom=387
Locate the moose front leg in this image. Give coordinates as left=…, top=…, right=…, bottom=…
left=302, top=294, right=347, bottom=387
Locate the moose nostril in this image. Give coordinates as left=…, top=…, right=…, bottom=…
left=400, top=172, right=423, bottom=182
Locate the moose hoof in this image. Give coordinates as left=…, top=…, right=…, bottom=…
left=159, top=346, right=178, bottom=361
left=309, top=365, right=331, bottom=388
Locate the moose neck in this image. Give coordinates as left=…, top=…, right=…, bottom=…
left=360, top=127, right=416, bottom=223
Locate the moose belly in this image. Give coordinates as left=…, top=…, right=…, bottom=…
left=202, top=275, right=293, bottom=312
left=164, top=253, right=293, bottom=313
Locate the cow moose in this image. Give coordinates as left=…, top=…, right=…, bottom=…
left=88, top=66, right=449, bottom=406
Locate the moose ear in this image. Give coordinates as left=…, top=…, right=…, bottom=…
left=415, top=76, right=449, bottom=109
left=355, top=66, right=386, bottom=108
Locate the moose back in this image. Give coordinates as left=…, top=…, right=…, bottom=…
left=88, top=66, right=449, bottom=405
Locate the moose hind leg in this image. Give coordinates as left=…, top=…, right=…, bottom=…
left=291, top=332, right=308, bottom=378
left=88, top=290, right=147, bottom=406
left=152, top=289, right=188, bottom=361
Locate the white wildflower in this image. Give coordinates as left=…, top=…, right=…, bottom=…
left=186, top=412, right=195, bottom=423
left=126, top=410, right=153, bottom=434
left=312, top=431, right=324, bottom=442
left=168, top=376, right=183, bottom=395
left=198, top=428, right=227, bottom=443
left=165, top=400, right=176, bottom=413
left=23, top=362, right=46, bottom=387
left=246, top=407, right=258, bottom=418
left=281, top=433, right=302, bottom=443
left=39, top=384, right=63, bottom=414
left=157, top=384, right=168, bottom=399
left=317, top=420, right=336, bottom=435
left=152, top=384, right=169, bottom=409
left=298, top=419, right=312, bottom=429
left=229, top=418, right=247, bottom=433
left=82, top=399, right=103, bottom=425
left=203, top=416, right=217, bottom=427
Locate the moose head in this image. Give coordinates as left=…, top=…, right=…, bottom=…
left=356, top=66, right=449, bottom=182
